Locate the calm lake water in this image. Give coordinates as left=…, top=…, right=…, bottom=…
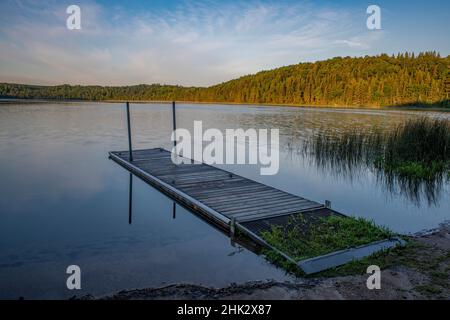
left=1, top=102, right=449, bottom=299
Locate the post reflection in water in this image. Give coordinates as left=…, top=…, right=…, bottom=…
left=128, top=173, right=133, bottom=225
left=173, top=202, right=176, bottom=220
left=127, top=172, right=178, bottom=224
left=123, top=171, right=264, bottom=259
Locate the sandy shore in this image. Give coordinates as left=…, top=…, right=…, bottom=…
left=84, top=222, right=450, bottom=300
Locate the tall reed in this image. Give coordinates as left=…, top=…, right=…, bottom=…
left=305, top=117, right=450, bottom=173
left=384, top=118, right=450, bottom=165
left=302, top=117, right=450, bottom=205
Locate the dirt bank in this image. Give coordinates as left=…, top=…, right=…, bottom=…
left=85, top=222, right=450, bottom=300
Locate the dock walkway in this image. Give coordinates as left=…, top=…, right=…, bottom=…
left=110, top=148, right=324, bottom=228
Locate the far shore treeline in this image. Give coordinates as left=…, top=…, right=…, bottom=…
left=1, top=52, right=449, bottom=108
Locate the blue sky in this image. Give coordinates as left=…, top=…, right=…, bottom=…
left=0, top=0, right=449, bottom=86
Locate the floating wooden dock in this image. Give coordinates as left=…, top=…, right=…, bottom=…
left=109, top=147, right=343, bottom=270
left=109, top=148, right=326, bottom=227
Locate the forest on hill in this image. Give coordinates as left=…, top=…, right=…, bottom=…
left=1, top=52, right=449, bottom=108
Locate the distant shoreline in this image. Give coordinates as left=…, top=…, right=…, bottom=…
left=1, top=98, right=449, bottom=112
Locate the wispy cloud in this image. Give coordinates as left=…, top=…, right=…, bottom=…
left=333, top=32, right=384, bottom=50
left=0, top=0, right=386, bottom=86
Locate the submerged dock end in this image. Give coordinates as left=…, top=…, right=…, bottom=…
left=298, top=237, right=406, bottom=275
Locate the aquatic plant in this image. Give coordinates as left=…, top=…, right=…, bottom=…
left=302, top=117, right=450, bottom=205
left=383, top=118, right=450, bottom=166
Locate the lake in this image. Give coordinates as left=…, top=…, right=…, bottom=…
left=0, top=102, right=449, bottom=299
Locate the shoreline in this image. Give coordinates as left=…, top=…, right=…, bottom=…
left=80, top=222, right=450, bottom=300
left=1, top=98, right=450, bottom=112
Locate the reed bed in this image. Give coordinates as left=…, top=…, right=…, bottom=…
left=304, top=118, right=450, bottom=179
left=302, top=118, right=450, bottom=205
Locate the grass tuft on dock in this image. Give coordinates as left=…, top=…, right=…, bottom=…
left=260, top=215, right=393, bottom=274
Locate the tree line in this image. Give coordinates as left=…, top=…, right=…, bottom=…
left=1, top=52, right=449, bottom=107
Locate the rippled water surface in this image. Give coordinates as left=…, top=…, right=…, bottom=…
left=0, top=102, right=449, bottom=299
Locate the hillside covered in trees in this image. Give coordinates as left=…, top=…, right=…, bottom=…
left=1, top=52, right=449, bottom=108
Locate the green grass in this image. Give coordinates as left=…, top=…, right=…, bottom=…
left=381, top=160, right=450, bottom=179
left=261, top=215, right=393, bottom=264
left=415, top=284, right=443, bottom=295
left=261, top=232, right=421, bottom=278
left=262, top=221, right=450, bottom=299
left=381, top=118, right=450, bottom=179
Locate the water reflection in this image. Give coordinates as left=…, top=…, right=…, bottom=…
left=129, top=173, right=133, bottom=225
left=173, top=202, right=176, bottom=220
left=377, top=170, right=448, bottom=207
left=124, top=169, right=262, bottom=258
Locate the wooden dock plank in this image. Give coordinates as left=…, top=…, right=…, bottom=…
left=185, top=182, right=269, bottom=194
left=230, top=205, right=324, bottom=222
left=190, top=186, right=271, bottom=199
left=198, top=190, right=290, bottom=204
left=219, top=199, right=314, bottom=216
left=207, top=194, right=303, bottom=210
